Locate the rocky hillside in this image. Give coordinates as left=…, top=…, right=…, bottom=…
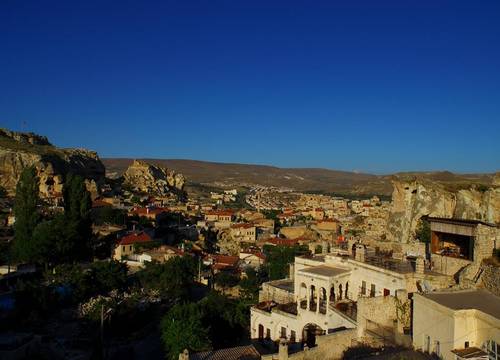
left=103, top=158, right=495, bottom=197
left=0, top=129, right=105, bottom=199
left=123, top=160, right=186, bottom=196
left=386, top=174, right=500, bottom=243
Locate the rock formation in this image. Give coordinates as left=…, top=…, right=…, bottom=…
left=123, top=160, right=186, bottom=196
left=0, top=128, right=105, bottom=200
left=386, top=176, right=500, bottom=243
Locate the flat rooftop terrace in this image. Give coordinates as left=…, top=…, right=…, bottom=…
left=298, top=265, right=350, bottom=278
left=267, top=279, right=294, bottom=293
left=423, top=289, right=500, bottom=319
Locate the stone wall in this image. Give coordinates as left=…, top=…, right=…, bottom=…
left=479, top=263, right=500, bottom=297
left=356, top=295, right=396, bottom=340
left=262, top=329, right=357, bottom=360
left=259, top=281, right=295, bottom=303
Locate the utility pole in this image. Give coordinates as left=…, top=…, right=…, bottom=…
left=100, top=305, right=105, bottom=360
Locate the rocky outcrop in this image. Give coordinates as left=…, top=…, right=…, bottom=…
left=479, top=262, right=500, bottom=297
left=386, top=176, right=500, bottom=243
left=123, top=160, right=186, bottom=196
left=0, top=129, right=105, bottom=199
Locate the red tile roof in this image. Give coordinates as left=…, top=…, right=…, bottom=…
left=231, top=223, right=254, bottom=229
left=206, top=210, right=234, bottom=216
left=210, top=254, right=240, bottom=267
left=92, top=199, right=112, bottom=208
left=130, top=207, right=169, bottom=216
left=118, top=232, right=153, bottom=245
left=265, top=238, right=298, bottom=246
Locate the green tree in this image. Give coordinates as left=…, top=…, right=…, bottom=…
left=91, top=260, right=128, bottom=293
left=214, top=271, right=240, bottom=289
left=239, top=266, right=268, bottom=303
left=161, top=303, right=211, bottom=360
left=12, top=167, right=41, bottom=262
left=415, top=217, right=431, bottom=243
left=264, top=244, right=310, bottom=280
left=198, top=292, right=249, bottom=348
left=138, top=256, right=197, bottom=302
left=63, top=174, right=92, bottom=259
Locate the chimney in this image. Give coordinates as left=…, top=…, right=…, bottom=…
left=278, top=338, right=288, bottom=360
left=415, top=256, right=425, bottom=274
left=355, top=244, right=366, bottom=262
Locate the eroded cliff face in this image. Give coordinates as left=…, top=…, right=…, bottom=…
left=386, top=176, right=500, bottom=243
left=123, top=160, right=186, bottom=196
left=0, top=129, right=105, bottom=199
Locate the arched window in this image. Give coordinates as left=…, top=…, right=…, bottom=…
left=345, top=282, right=349, bottom=299
left=299, top=283, right=308, bottom=309
left=338, top=284, right=343, bottom=300
left=330, top=286, right=335, bottom=303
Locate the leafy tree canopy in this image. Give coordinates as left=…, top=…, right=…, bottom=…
left=161, top=303, right=210, bottom=360
left=138, top=256, right=197, bottom=302
left=12, top=167, right=41, bottom=263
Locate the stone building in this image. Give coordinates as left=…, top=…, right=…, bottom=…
left=250, top=244, right=451, bottom=345
left=413, top=289, right=500, bottom=360
left=428, top=217, right=499, bottom=282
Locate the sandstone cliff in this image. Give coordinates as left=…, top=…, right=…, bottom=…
left=123, top=160, right=186, bottom=196
left=386, top=175, right=500, bottom=243
left=0, top=129, right=105, bottom=199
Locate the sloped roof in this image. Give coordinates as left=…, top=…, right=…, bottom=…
left=118, top=232, right=153, bottom=245
left=191, top=345, right=260, bottom=360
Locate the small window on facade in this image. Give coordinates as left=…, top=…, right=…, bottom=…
left=290, top=330, right=296, bottom=343
left=370, top=284, right=376, bottom=297
left=465, top=341, right=469, bottom=348
left=361, top=281, right=366, bottom=295
left=281, top=327, right=286, bottom=338
left=266, top=328, right=271, bottom=339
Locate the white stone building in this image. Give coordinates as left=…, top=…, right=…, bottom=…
left=250, top=244, right=452, bottom=345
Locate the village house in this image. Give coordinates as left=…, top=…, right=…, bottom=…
left=113, top=231, right=154, bottom=260
left=128, top=206, right=169, bottom=222
left=413, top=289, right=500, bottom=360
left=230, top=223, right=257, bottom=243
left=239, top=250, right=266, bottom=269
left=428, top=218, right=499, bottom=282
left=204, top=209, right=234, bottom=222
left=204, top=254, right=240, bottom=274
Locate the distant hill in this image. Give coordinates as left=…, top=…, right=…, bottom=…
left=102, top=158, right=496, bottom=197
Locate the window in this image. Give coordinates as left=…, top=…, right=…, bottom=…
left=435, top=341, right=440, bottom=356
left=370, top=284, right=376, bottom=297
left=482, top=340, right=499, bottom=360
left=361, top=281, right=366, bottom=295
left=290, top=330, right=296, bottom=343
left=266, top=328, right=271, bottom=339
left=424, top=335, right=430, bottom=353
left=281, top=327, right=286, bottom=339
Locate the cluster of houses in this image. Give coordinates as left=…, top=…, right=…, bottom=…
left=249, top=217, right=500, bottom=360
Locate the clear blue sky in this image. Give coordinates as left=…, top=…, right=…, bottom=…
left=1, top=0, right=499, bottom=174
